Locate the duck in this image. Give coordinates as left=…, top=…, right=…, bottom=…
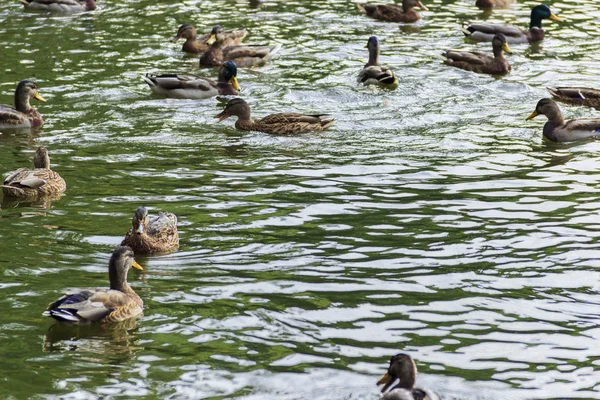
left=215, top=98, right=335, bottom=135
left=463, top=4, right=561, bottom=44
left=356, top=0, right=429, bottom=23
left=19, top=0, right=96, bottom=12
left=172, top=24, right=247, bottom=54
left=2, top=146, right=66, bottom=198
left=476, top=0, right=515, bottom=9
left=358, top=36, right=398, bottom=88
left=547, top=87, right=600, bottom=110
left=378, top=353, right=441, bottom=400
left=200, top=25, right=281, bottom=68
left=526, top=98, right=600, bottom=143
left=43, top=246, right=144, bottom=324
left=442, top=33, right=511, bottom=75
left=121, top=206, right=179, bottom=254
left=0, top=80, right=46, bottom=129
left=142, top=61, right=240, bottom=99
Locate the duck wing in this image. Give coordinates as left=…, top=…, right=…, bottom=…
left=143, top=73, right=215, bottom=91
left=443, top=50, right=491, bottom=65
left=147, top=212, right=178, bottom=237
left=0, top=105, right=26, bottom=126
left=358, top=65, right=398, bottom=86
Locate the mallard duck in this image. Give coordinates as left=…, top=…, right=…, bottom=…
left=43, top=246, right=144, bottom=324
left=358, top=36, right=398, bottom=88
left=526, top=98, right=600, bottom=142
left=200, top=25, right=281, bottom=68
left=215, top=98, right=335, bottom=134
left=19, top=0, right=96, bottom=12
left=172, top=24, right=247, bottom=54
left=121, top=206, right=179, bottom=254
left=443, top=33, right=511, bottom=75
left=142, top=61, right=240, bottom=99
left=378, top=353, right=441, bottom=400
left=2, top=146, right=66, bottom=198
left=476, top=0, right=515, bottom=9
left=0, top=80, right=46, bottom=129
left=356, top=0, right=429, bottom=23
left=547, top=87, right=600, bottom=110
left=463, top=4, right=561, bottom=43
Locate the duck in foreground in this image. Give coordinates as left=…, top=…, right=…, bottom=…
left=358, top=36, right=398, bottom=88
left=547, top=87, right=600, bottom=109
left=43, top=246, right=144, bottom=324
left=443, top=33, right=511, bottom=75
left=172, top=24, right=247, bottom=54
left=378, top=353, right=441, bottom=400
left=143, top=61, right=240, bottom=99
left=463, top=4, right=561, bottom=43
left=476, top=0, right=515, bottom=9
left=215, top=98, right=335, bottom=134
left=2, top=146, right=66, bottom=198
left=356, top=0, right=428, bottom=23
left=20, top=0, right=96, bottom=12
left=0, top=80, right=46, bottom=129
left=526, top=98, right=600, bottom=143
left=121, top=206, right=179, bottom=254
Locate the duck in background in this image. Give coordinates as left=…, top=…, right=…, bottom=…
left=19, top=0, right=96, bottom=12
left=122, top=206, right=179, bottom=254
left=356, top=0, right=428, bottom=23
left=526, top=98, right=600, bottom=142
left=358, top=36, right=398, bottom=88
left=172, top=24, right=247, bottom=54
left=476, top=0, right=515, bottom=9
left=378, top=353, right=441, bottom=400
left=0, top=80, right=46, bottom=129
left=547, top=87, right=600, bottom=110
left=442, top=33, right=511, bottom=75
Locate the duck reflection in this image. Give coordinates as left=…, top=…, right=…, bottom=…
left=1, top=192, right=63, bottom=211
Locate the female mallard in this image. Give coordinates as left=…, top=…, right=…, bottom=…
left=463, top=4, right=561, bottom=43
left=547, top=87, right=600, bottom=110
left=358, top=36, right=398, bottom=88
left=476, top=0, right=515, bottom=9
left=443, top=33, right=511, bottom=75
left=0, top=80, right=46, bottom=129
left=43, top=246, right=144, bottom=324
left=356, top=0, right=428, bottom=23
left=200, top=25, right=281, bottom=68
left=20, top=0, right=96, bottom=12
left=526, top=98, right=600, bottom=142
left=2, top=146, right=66, bottom=198
left=215, top=98, right=335, bottom=134
left=172, top=24, right=247, bottom=54
left=142, top=61, right=240, bottom=99
left=378, top=353, right=441, bottom=400
left=121, top=206, right=179, bottom=254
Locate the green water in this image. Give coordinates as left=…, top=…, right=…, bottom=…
left=2, top=0, right=600, bottom=398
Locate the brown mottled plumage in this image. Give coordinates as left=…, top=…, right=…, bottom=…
left=547, top=87, right=600, bottom=110
left=356, top=0, right=428, bottom=23
left=475, top=0, right=515, bottom=9
left=378, top=354, right=441, bottom=400
left=43, top=246, right=144, bottom=324
left=121, top=206, right=179, bottom=254
left=19, top=0, right=96, bottom=12
left=215, top=98, right=335, bottom=135
left=443, top=33, right=511, bottom=75
left=172, top=24, right=247, bottom=54
left=2, top=146, right=66, bottom=198
left=0, top=80, right=46, bottom=129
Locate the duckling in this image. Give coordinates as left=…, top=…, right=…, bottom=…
left=443, top=33, right=511, bottom=75
left=547, top=87, right=600, bottom=110
left=215, top=98, right=335, bottom=135
left=2, top=146, right=66, bottom=198
left=526, top=98, right=600, bottom=142
left=463, top=4, right=561, bottom=43
left=172, top=24, right=247, bottom=54
left=200, top=25, right=280, bottom=68
left=43, top=246, right=144, bottom=324
left=378, top=353, right=441, bottom=400
left=356, top=0, right=429, bottom=23
left=121, top=206, right=179, bottom=254
left=476, top=0, right=515, bottom=9
left=358, top=36, right=398, bottom=88
left=0, top=80, right=46, bottom=129
left=142, top=61, right=240, bottom=99
left=19, top=0, right=96, bottom=12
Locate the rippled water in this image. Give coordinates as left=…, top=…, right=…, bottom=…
left=2, top=0, right=600, bottom=398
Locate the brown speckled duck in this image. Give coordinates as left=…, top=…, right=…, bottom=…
left=43, top=246, right=144, bottom=324
left=378, top=354, right=441, bottom=400
left=476, top=0, right=515, bottom=9
left=356, top=0, right=429, bottom=23
left=121, top=206, right=179, bottom=254
left=172, top=24, right=247, bottom=54
left=20, top=0, right=96, bottom=12
left=443, top=33, right=511, bottom=75
left=547, top=87, right=600, bottom=110
left=0, top=80, right=46, bottom=129
left=527, top=98, right=600, bottom=143
left=2, top=146, right=66, bottom=198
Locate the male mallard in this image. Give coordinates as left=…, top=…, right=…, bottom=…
left=172, top=24, right=247, bottom=54
left=2, top=146, right=66, bottom=198
left=43, top=246, right=144, bottom=324
left=215, top=98, right=335, bottom=134
left=463, top=4, right=561, bottom=43
left=121, top=206, right=179, bottom=254
left=142, top=61, right=240, bottom=99
left=443, top=33, right=511, bottom=75
left=378, top=353, right=441, bottom=400
left=200, top=25, right=281, bottom=68
left=0, top=80, right=46, bottom=129
left=476, top=0, right=515, bottom=9
left=358, top=36, right=398, bottom=88
left=526, top=98, right=600, bottom=142
left=19, top=0, right=96, bottom=12
left=356, top=0, right=428, bottom=23
left=547, top=87, right=600, bottom=110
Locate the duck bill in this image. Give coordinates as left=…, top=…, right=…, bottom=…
left=171, top=34, right=181, bottom=42
left=502, top=42, right=511, bottom=53
left=549, top=13, right=562, bottom=22
left=215, top=110, right=231, bottom=122
left=136, top=223, right=144, bottom=234
left=416, top=1, right=428, bottom=11
left=230, top=76, right=241, bottom=91
left=526, top=110, right=539, bottom=121
left=132, top=260, right=144, bottom=271
left=377, top=372, right=395, bottom=393
left=206, top=34, right=217, bottom=45
left=34, top=92, right=46, bottom=102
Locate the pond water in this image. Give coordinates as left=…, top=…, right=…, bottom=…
left=2, top=0, right=600, bottom=398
